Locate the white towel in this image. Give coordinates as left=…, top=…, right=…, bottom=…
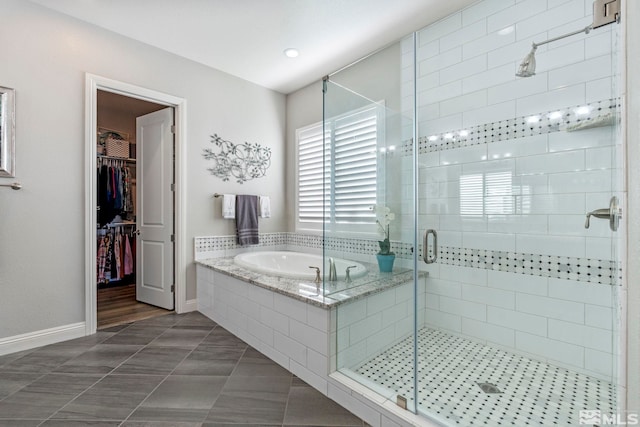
left=222, top=194, right=236, bottom=219
left=259, top=196, right=271, bottom=218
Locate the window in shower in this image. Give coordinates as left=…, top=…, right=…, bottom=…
left=296, top=103, right=382, bottom=234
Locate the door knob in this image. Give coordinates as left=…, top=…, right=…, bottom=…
left=585, top=196, right=621, bottom=231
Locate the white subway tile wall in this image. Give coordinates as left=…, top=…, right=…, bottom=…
left=336, top=279, right=424, bottom=370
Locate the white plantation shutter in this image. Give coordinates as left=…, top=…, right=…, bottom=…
left=297, top=124, right=330, bottom=223
left=297, top=104, right=379, bottom=230
left=334, top=108, right=378, bottom=224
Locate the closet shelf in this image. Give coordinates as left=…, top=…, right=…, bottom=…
left=98, top=155, right=136, bottom=162
left=107, top=221, right=136, bottom=227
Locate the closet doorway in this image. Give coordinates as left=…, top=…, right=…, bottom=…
left=96, top=90, right=174, bottom=329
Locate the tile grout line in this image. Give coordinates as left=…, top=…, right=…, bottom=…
left=118, top=319, right=221, bottom=425
left=41, top=321, right=162, bottom=425
left=202, top=342, right=250, bottom=424
left=1, top=329, right=120, bottom=425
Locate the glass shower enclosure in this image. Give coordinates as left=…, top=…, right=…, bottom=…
left=326, top=1, right=623, bottom=425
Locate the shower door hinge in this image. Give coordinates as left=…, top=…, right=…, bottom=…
left=592, top=0, right=621, bottom=28
left=396, top=395, right=408, bottom=410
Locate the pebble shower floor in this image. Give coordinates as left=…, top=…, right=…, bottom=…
left=355, top=328, right=615, bottom=426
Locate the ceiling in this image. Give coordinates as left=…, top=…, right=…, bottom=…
left=28, top=0, right=475, bottom=94
left=98, top=90, right=166, bottom=117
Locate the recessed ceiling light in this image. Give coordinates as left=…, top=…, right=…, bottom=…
left=284, top=48, right=299, bottom=58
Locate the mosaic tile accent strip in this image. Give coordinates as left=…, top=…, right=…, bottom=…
left=323, top=235, right=414, bottom=259
left=355, top=327, right=616, bottom=427
left=422, top=245, right=622, bottom=286
left=285, top=232, right=324, bottom=250
left=194, top=232, right=413, bottom=257
left=401, top=98, right=620, bottom=155
left=195, top=234, right=620, bottom=285
left=194, top=232, right=287, bottom=253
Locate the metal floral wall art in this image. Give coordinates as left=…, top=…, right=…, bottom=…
left=203, top=134, right=271, bottom=184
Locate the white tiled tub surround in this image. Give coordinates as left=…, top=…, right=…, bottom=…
left=396, top=0, right=622, bottom=384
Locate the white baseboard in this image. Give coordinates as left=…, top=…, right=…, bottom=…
left=179, top=298, right=198, bottom=314
left=0, top=322, right=86, bottom=356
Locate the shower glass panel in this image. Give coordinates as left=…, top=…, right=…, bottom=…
left=329, top=1, right=622, bottom=425
left=414, top=1, right=621, bottom=425
left=325, top=38, right=420, bottom=409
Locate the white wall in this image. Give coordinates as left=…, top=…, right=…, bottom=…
left=0, top=0, right=285, bottom=339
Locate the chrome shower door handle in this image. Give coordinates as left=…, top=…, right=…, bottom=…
left=585, top=196, right=621, bottom=231
left=423, top=229, right=438, bottom=264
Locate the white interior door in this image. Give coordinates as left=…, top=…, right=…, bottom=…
left=136, top=107, right=174, bottom=310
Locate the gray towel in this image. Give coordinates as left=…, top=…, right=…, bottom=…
left=236, top=195, right=259, bottom=245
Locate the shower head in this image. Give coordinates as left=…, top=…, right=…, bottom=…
left=516, top=44, right=537, bottom=78
left=516, top=23, right=595, bottom=78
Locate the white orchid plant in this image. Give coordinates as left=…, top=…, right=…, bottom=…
left=371, top=205, right=395, bottom=255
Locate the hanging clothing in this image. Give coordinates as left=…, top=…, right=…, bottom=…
left=114, top=233, right=122, bottom=279
left=124, top=234, right=134, bottom=276
left=97, top=159, right=134, bottom=227
left=96, top=226, right=135, bottom=285
left=97, top=234, right=109, bottom=283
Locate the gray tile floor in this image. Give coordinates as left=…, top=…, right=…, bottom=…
left=0, top=312, right=366, bottom=426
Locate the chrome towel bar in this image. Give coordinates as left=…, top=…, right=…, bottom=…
left=0, top=182, right=21, bottom=190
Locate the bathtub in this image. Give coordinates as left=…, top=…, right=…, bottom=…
left=233, top=251, right=367, bottom=281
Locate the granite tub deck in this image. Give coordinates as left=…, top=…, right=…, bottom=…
left=196, top=256, right=416, bottom=308
left=196, top=257, right=430, bottom=427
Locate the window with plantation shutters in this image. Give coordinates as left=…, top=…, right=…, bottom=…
left=296, top=104, right=380, bottom=232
